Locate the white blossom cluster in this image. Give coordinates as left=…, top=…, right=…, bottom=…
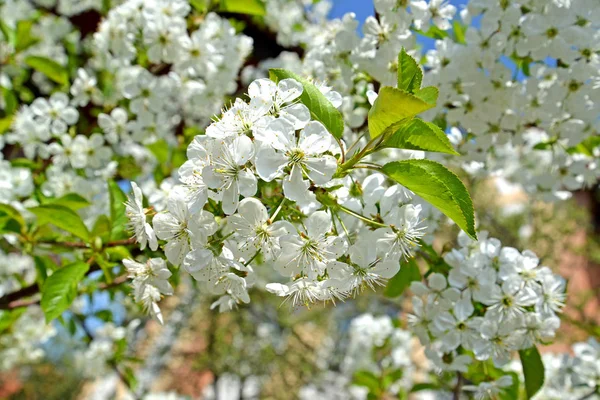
left=73, top=322, right=133, bottom=378
left=409, top=232, right=566, bottom=370
left=0, top=306, right=57, bottom=370
left=300, top=313, right=420, bottom=400
left=0, top=250, right=35, bottom=297
left=126, top=77, right=432, bottom=317
left=249, top=0, right=600, bottom=201
left=526, top=338, right=600, bottom=399
left=1, top=0, right=252, bottom=227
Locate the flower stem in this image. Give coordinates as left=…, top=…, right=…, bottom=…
left=338, top=204, right=387, bottom=228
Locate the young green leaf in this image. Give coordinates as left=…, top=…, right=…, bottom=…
left=452, top=20, right=467, bottom=44
left=384, top=258, right=421, bottom=297
left=368, top=86, right=435, bottom=139
left=92, top=214, right=111, bottom=243
left=41, top=261, right=90, bottom=322
left=413, top=86, right=439, bottom=105
left=24, top=56, right=69, bottom=85
left=0, top=203, right=25, bottom=228
left=45, top=193, right=91, bottom=211
left=397, top=48, right=422, bottom=93
left=29, top=204, right=90, bottom=241
left=519, top=346, right=545, bottom=399
left=381, top=160, right=477, bottom=240
left=269, top=68, right=345, bottom=139
left=382, top=118, right=459, bottom=155
left=0, top=116, right=13, bottom=134
left=15, top=20, right=39, bottom=52
left=1, top=87, right=18, bottom=115
left=108, top=180, right=129, bottom=241
left=220, top=0, right=266, bottom=16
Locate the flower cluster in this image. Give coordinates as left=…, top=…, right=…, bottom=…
left=529, top=338, right=600, bottom=399
left=409, top=231, right=566, bottom=369
left=128, top=77, right=429, bottom=317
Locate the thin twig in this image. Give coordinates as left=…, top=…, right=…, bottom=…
left=453, top=372, right=463, bottom=400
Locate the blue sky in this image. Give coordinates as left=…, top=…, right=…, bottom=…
left=330, top=0, right=470, bottom=44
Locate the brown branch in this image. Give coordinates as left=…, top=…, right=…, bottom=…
left=37, top=237, right=136, bottom=248
left=452, top=372, right=463, bottom=400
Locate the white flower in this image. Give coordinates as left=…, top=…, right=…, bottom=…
left=411, top=0, right=457, bottom=31
left=30, top=92, right=79, bottom=136
left=480, top=281, right=537, bottom=322
left=125, top=182, right=158, bottom=251
left=464, top=375, right=514, bottom=400
left=376, top=204, right=426, bottom=261
left=227, top=197, right=293, bottom=260
left=153, top=191, right=217, bottom=265
left=98, top=108, right=129, bottom=144
left=123, top=258, right=173, bottom=324
left=275, top=211, right=347, bottom=279
left=203, top=135, right=257, bottom=215
left=248, top=78, right=310, bottom=128
left=328, top=238, right=399, bottom=292
left=255, top=119, right=337, bottom=205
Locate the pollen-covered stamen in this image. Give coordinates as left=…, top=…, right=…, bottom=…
left=286, top=148, right=306, bottom=165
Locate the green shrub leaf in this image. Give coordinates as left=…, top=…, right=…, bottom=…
left=368, top=86, right=435, bottom=139
left=269, top=68, right=345, bottom=139
left=41, top=261, right=89, bottom=322
left=382, top=118, right=458, bottom=155
left=519, top=346, right=545, bottom=399
left=29, top=204, right=90, bottom=241
left=384, top=258, right=421, bottom=297
left=45, top=193, right=91, bottom=211
left=108, top=180, right=129, bottom=241
left=397, top=48, right=422, bottom=93
left=24, top=56, right=69, bottom=85
left=381, top=160, right=477, bottom=240
left=220, top=0, right=266, bottom=16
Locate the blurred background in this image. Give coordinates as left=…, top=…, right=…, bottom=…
left=1, top=0, right=598, bottom=399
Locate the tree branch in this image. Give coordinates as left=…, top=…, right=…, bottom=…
left=452, top=372, right=463, bottom=400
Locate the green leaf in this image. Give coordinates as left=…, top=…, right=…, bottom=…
left=384, top=258, right=421, bottom=297
left=29, top=204, right=90, bottom=241
left=92, top=215, right=111, bottom=243
left=0, top=203, right=25, bottom=228
left=397, top=48, right=422, bottom=93
left=452, top=20, right=467, bottom=44
left=220, top=0, right=266, bottom=16
left=0, top=19, right=15, bottom=44
left=46, top=193, right=91, bottom=211
left=413, top=86, right=439, bottom=105
left=381, top=160, right=477, bottom=240
left=353, top=370, right=381, bottom=393
left=520, top=346, right=545, bottom=399
left=190, top=0, right=208, bottom=12
left=0, top=116, right=13, bottom=134
left=147, top=139, right=169, bottom=164
left=568, top=135, right=600, bottom=157
left=0, top=309, right=26, bottom=334
left=15, top=20, right=39, bottom=52
left=382, top=118, right=458, bottom=155
left=368, top=86, right=435, bottom=139
left=108, top=180, right=128, bottom=241
left=269, top=68, right=345, bottom=139
left=40, top=261, right=90, bottom=322
left=1, top=87, right=18, bottom=115
left=33, top=255, right=56, bottom=287
left=24, top=56, right=69, bottom=85
left=410, top=383, right=439, bottom=392
left=10, top=158, right=40, bottom=169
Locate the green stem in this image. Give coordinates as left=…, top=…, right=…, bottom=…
left=338, top=204, right=388, bottom=228
left=244, top=250, right=260, bottom=267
